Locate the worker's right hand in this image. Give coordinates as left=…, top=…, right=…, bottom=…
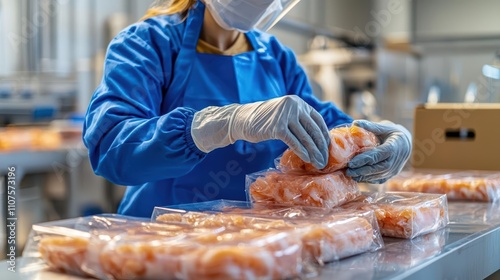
left=191, top=95, right=330, bottom=169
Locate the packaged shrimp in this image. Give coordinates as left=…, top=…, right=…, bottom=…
left=341, top=192, right=449, bottom=239
left=82, top=218, right=218, bottom=279
left=386, top=170, right=500, bottom=202
left=246, top=169, right=360, bottom=208
left=183, top=230, right=302, bottom=280
left=276, top=125, right=379, bottom=174
left=29, top=223, right=91, bottom=276
left=296, top=215, right=379, bottom=264
left=22, top=215, right=212, bottom=279
left=21, top=214, right=148, bottom=277
left=94, top=226, right=303, bottom=280
left=153, top=200, right=384, bottom=264
left=23, top=214, right=304, bottom=280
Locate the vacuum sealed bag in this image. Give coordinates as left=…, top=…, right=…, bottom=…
left=23, top=214, right=303, bottom=280
left=95, top=229, right=302, bottom=280
left=82, top=220, right=219, bottom=280
left=21, top=214, right=149, bottom=277
left=276, top=125, right=379, bottom=174
left=341, top=192, right=449, bottom=239
left=153, top=200, right=384, bottom=264
left=386, top=170, right=500, bottom=202
left=32, top=223, right=91, bottom=276
left=246, top=169, right=360, bottom=208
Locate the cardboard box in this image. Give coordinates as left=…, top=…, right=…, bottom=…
left=412, top=103, right=500, bottom=171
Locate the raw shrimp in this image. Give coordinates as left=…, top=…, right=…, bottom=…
left=278, top=126, right=379, bottom=174
left=156, top=210, right=380, bottom=264
left=99, top=230, right=302, bottom=280
left=38, top=236, right=89, bottom=276
left=387, top=172, right=500, bottom=202
left=248, top=170, right=360, bottom=208
left=341, top=192, right=448, bottom=239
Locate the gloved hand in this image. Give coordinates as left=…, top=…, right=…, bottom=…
left=191, top=95, right=330, bottom=169
left=346, top=120, right=412, bottom=184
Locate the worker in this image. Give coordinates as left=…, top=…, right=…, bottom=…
left=83, top=0, right=411, bottom=217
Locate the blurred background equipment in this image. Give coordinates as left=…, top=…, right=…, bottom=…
left=298, top=35, right=374, bottom=113
left=482, top=50, right=500, bottom=80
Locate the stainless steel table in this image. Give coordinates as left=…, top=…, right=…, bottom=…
left=1, top=202, right=499, bottom=280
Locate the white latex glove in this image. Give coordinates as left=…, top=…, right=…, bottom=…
left=191, top=95, right=330, bottom=169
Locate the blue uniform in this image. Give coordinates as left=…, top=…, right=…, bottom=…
left=83, top=1, right=352, bottom=218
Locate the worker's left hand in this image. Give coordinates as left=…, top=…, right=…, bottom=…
left=346, top=120, right=412, bottom=184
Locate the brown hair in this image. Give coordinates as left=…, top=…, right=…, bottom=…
left=141, top=0, right=197, bottom=21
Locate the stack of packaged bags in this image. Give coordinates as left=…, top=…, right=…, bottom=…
left=22, top=126, right=450, bottom=280
left=24, top=212, right=382, bottom=279
left=246, top=125, right=449, bottom=240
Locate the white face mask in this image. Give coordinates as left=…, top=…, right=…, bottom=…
left=204, top=0, right=300, bottom=32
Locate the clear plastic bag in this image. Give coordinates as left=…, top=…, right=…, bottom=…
left=341, top=192, right=449, bottom=239
left=276, top=125, right=379, bottom=174
left=21, top=214, right=149, bottom=277
left=82, top=218, right=215, bottom=279
left=96, top=233, right=195, bottom=280
left=22, top=214, right=303, bottom=280
left=153, top=200, right=384, bottom=264
left=386, top=169, right=500, bottom=202
left=94, top=229, right=302, bottom=280
left=246, top=169, right=360, bottom=208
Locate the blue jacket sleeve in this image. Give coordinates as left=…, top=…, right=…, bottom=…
left=276, top=43, right=353, bottom=129
left=83, top=26, right=206, bottom=186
